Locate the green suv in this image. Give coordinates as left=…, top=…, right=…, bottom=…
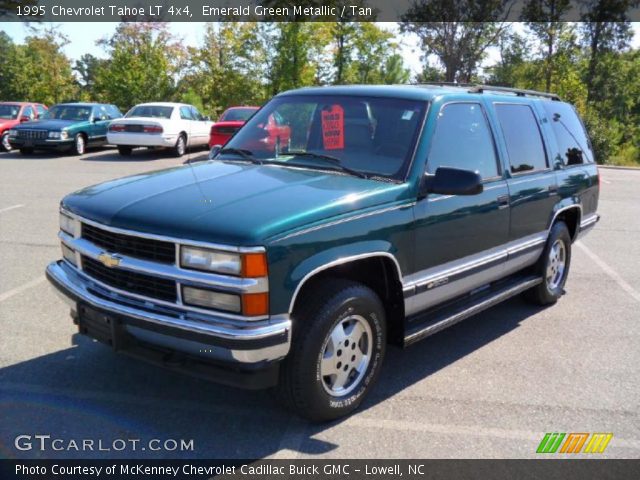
left=46, top=85, right=600, bottom=421
left=9, top=102, right=122, bottom=155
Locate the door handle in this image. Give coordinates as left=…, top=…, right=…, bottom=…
left=497, top=194, right=509, bottom=209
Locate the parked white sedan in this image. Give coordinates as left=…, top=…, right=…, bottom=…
left=107, top=103, right=213, bottom=157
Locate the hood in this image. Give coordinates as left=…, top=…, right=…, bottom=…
left=16, top=119, right=78, bottom=130
left=62, top=161, right=408, bottom=246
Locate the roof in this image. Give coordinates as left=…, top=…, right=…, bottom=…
left=278, top=84, right=561, bottom=103
left=0, top=101, right=42, bottom=106
left=52, top=102, right=110, bottom=107
left=133, top=102, right=190, bottom=108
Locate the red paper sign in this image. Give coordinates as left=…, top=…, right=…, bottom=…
left=321, top=105, right=345, bottom=150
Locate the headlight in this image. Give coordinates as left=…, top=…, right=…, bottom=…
left=48, top=131, right=60, bottom=139
left=60, top=130, right=69, bottom=139
left=59, top=211, right=76, bottom=237
left=180, top=246, right=268, bottom=277
left=181, top=247, right=241, bottom=275
left=61, top=243, right=77, bottom=266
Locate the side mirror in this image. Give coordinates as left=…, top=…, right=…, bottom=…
left=419, top=167, right=483, bottom=198
left=208, top=144, right=222, bottom=160
left=20, top=116, right=30, bottom=123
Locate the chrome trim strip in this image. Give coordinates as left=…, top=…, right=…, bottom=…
left=580, top=213, right=599, bottom=229
left=288, top=252, right=403, bottom=313
left=59, top=232, right=268, bottom=294
left=60, top=208, right=265, bottom=254
left=274, top=202, right=415, bottom=243
left=548, top=204, right=583, bottom=238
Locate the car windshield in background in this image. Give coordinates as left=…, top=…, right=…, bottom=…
left=47, top=106, right=91, bottom=121
left=126, top=105, right=173, bottom=119
left=221, top=108, right=258, bottom=122
left=0, top=105, right=21, bottom=120
left=222, top=95, right=427, bottom=181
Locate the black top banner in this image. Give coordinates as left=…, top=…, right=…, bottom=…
left=1, top=0, right=640, bottom=22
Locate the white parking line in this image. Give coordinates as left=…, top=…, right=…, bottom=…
left=576, top=241, right=640, bottom=303
left=0, top=276, right=46, bottom=303
left=0, top=204, right=24, bottom=214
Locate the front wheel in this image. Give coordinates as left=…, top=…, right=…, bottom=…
left=1, top=132, right=12, bottom=152
left=277, top=279, right=386, bottom=422
left=525, top=221, right=572, bottom=305
left=71, top=134, right=86, bottom=156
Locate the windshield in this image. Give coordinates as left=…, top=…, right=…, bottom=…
left=222, top=95, right=427, bottom=180
left=126, top=105, right=173, bottom=119
left=47, top=106, right=92, bottom=121
left=220, top=107, right=258, bottom=122
left=0, top=105, right=21, bottom=120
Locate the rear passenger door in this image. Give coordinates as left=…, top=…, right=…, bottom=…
left=492, top=102, right=558, bottom=242
left=408, top=101, right=510, bottom=315
left=179, top=106, right=196, bottom=145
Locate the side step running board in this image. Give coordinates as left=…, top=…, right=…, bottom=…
left=404, top=276, right=542, bottom=346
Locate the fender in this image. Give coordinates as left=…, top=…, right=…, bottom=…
left=286, top=240, right=403, bottom=314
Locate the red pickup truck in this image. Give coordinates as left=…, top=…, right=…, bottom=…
left=209, top=106, right=291, bottom=152
left=0, top=102, right=48, bottom=152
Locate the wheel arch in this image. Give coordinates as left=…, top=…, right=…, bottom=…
left=548, top=203, right=582, bottom=242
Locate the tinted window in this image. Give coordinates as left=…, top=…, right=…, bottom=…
left=221, top=107, right=258, bottom=122
left=22, top=106, right=35, bottom=119
left=127, top=105, right=173, bottom=119
left=427, top=103, right=498, bottom=180
left=542, top=102, right=594, bottom=165
left=47, top=105, right=91, bottom=121
left=190, top=106, right=203, bottom=120
left=36, top=105, right=47, bottom=117
left=495, top=104, right=547, bottom=173
left=107, top=105, right=122, bottom=119
left=180, top=106, right=194, bottom=120
left=0, top=105, right=20, bottom=120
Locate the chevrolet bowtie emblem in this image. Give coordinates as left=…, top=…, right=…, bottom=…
left=97, top=252, right=121, bottom=268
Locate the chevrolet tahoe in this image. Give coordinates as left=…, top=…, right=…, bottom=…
left=46, top=85, right=600, bottom=421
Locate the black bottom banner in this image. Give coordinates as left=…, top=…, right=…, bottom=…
left=1, top=459, right=639, bottom=480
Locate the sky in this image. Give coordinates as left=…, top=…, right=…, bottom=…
left=2, top=22, right=640, bottom=77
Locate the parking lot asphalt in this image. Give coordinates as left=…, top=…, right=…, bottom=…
left=0, top=148, right=638, bottom=459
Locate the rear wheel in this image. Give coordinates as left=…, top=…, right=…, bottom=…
left=173, top=134, right=186, bottom=157
left=117, top=146, right=133, bottom=156
left=71, top=134, right=86, bottom=156
left=525, top=221, right=572, bottom=305
left=1, top=132, right=11, bottom=152
left=277, top=279, right=386, bottom=422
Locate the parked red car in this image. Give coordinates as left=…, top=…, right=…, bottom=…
left=0, top=102, right=48, bottom=152
left=209, top=106, right=291, bottom=152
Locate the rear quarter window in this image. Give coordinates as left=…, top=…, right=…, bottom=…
left=542, top=102, right=594, bottom=165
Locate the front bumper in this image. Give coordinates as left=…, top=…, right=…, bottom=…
left=9, top=137, right=73, bottom=150
left=46, top=260, right=291, bottom=389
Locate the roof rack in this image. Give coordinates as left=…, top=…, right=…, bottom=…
left=468, top=84, right=561, bottom=101
left=413, top=83, right=560, bottom=101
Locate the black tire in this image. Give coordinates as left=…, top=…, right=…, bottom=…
left=118, top=146, right=133, bottom=156
left=70, top=133, right=86, bottom=156
left=277, top=279, right=386, bottom=422
left=19, top=147, right=33, bottom=155
left=173, top=134, right=186, bottom=157
left=525, top=221, right=572, bottom=305
left=1, top=132, right=12, bottom=152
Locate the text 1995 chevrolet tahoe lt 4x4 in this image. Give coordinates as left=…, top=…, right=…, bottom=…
left=46, top=85, right=599, bottom=421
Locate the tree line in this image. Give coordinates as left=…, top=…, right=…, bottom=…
left=0, top=18, right=639, bottom=166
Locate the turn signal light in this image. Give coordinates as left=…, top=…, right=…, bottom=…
left=242, top=292, right=269, bottom=316
left=242, top=252, right=268, bottom=278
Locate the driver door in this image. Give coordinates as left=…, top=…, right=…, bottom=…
left=407, top=101, right=510, bottom=315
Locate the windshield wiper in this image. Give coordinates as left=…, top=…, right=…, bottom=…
left=285, top=150, right=368, bottom=179
left=218, top=148, right=263, bottom=165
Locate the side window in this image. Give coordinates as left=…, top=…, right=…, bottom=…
left=107, top=105, right=122, bottom=119
left=542, top=102, right=594, bottom=165
left=179, top=106, right=194, bottom=120
left=190, top=106, right=203, bottom=120
left=36, top=105, right=47, bottom=118
left=495, top=104, right=548, bottom=174
left=427, top=103, right=499, bottom=180
left=22, top=106, right=35, bottom=120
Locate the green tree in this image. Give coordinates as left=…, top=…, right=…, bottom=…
left=93, top=23, right=183, bottom=110
left=74, top=54, right=105, bottom=101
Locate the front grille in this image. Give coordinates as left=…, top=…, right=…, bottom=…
left=82, top=256, right=177, bottom=302
left=82, top=223, right=176, bottom=264
left=17, top=129, right=47, bottom=140
left=213, top=126, right=239, bottom=135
